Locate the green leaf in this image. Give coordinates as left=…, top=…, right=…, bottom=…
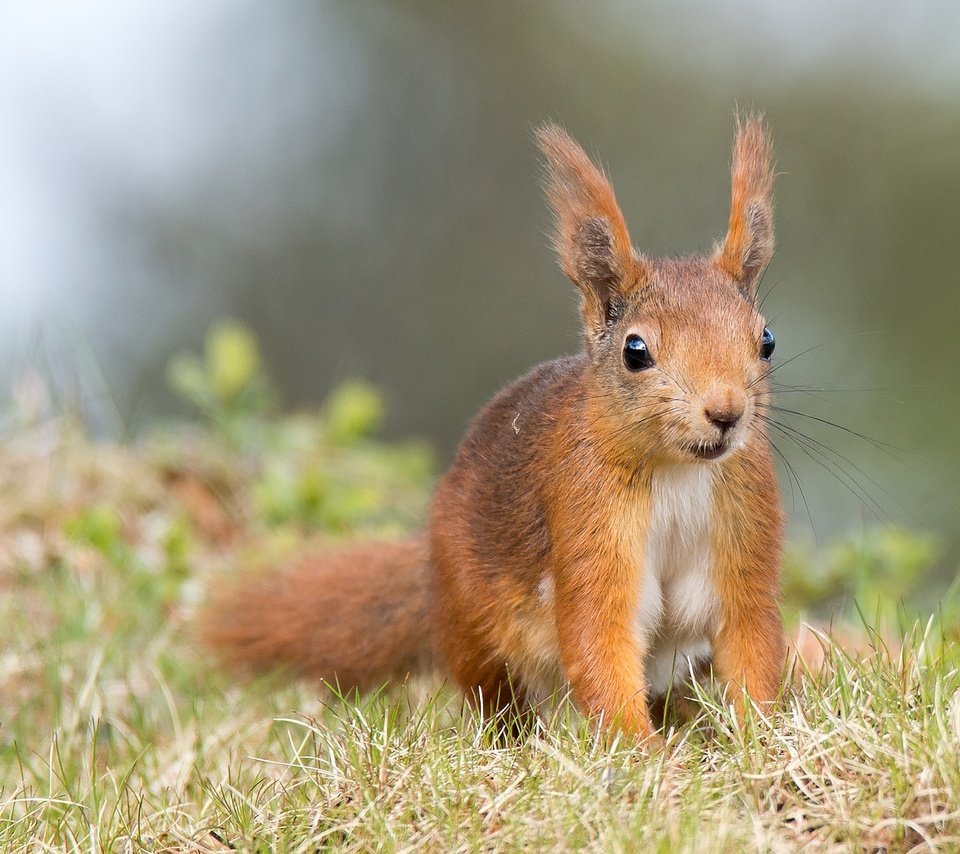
left=65, top=505, right=124, bottom=555
left=324, top=380, right=385, bottom=445
left=206, top=320, right=262, bottom=403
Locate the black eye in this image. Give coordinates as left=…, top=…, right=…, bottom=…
left=623, top=335, right=654, bottom=371
left=760, top=327, right=775, bottom=361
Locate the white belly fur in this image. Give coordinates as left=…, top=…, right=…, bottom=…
left=638, top=463, right=718, bottom=696
left=505, top=464, right=719, bottom=707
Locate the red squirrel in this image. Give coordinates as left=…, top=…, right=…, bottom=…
left=200, top=115, right=786, bottom=740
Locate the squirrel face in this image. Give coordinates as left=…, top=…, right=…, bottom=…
left=590, top=257, right=772, bottom=465
left=537, top=116, right=776, bottom=467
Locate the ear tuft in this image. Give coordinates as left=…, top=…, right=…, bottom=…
left=536, top=123, right=645, bottom=332
left=714, top=113, right=775, bottom=297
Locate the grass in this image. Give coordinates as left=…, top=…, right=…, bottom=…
left=2, top=546, right=959, bottom=854
left=2, top=328, right=959, bottom=852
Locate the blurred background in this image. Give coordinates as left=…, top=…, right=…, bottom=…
left=2, top=1, right=958, bottom=574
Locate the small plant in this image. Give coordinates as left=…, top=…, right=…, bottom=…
left=64, top=504, right=125, bottom=558
left=165, top=318, right=434, bottom=536
left=166, top=319, right=275, bottom=444
left=250, top=409, right=433, bottom=534
left=323, top=380, right=385, bottom=446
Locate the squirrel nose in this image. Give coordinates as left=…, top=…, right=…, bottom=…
left=703, top=389, right=745, bottom=435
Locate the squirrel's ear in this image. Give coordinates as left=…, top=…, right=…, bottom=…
left=536, top=123, right=647, bottom=332
left=714, top=114, right=775, bottom=298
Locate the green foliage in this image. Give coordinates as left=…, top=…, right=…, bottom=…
left=166, top=320, right=433, bottom=536
left=250, top=418, right=433, bottom=534
left=323, top=379, right=385, bottom=445
left=161, top=515, right=193, bottom=577
left=167, top=319, right=275, bottom=443
left=64, top=504, right=124, bottom=557
left=783, top=527, right=942, bottom=622
left=204, top=319, right=261, bottom=402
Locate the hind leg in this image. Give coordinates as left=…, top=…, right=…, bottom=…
left=462, top=651, right=533, bottom=724
left=438, top=626, right=535, bottom=738
left=471, top=660, right=532, bottom=725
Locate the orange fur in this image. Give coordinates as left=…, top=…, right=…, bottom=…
left=200, top=115, right=787, bottom=741
left=199, top=539, right=434, bottom=692
left=714, top=113, right=776, bottom=295
left=536, top=124, right=648, bottom=337
left=710, top=446, right=786, bottom=713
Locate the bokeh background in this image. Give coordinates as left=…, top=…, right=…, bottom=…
left=2, top=1, right=958, bottom=571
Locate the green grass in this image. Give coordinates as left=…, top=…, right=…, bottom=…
left=2, top=327, right=959, bottom=851
left=2, top=542, right=959, bottom=853
left=1, top=429, right=957, bottom=851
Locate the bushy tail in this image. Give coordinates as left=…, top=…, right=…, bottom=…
left=198, top=538, right=436, bottom=693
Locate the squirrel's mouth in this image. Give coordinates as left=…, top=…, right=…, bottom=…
left=687, top=440, right=728, bottom=461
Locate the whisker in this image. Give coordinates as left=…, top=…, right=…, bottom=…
left=768, top=437, right=814, bottom=533
left=656, top=365, right=692, bottom=397
left=754, top=270, right=780, bottom=314
left=771, top=383, right=891, bottom=397
left=770, top=405, right=901, bottom=457
left=763, top=419, right=889, bottom=521
left=747, top=342, right=829, bottom=387
left=767, top=417, right=914, bottom=524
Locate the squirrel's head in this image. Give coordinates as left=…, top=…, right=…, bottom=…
left=537, top=115, right=776, bottom=466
